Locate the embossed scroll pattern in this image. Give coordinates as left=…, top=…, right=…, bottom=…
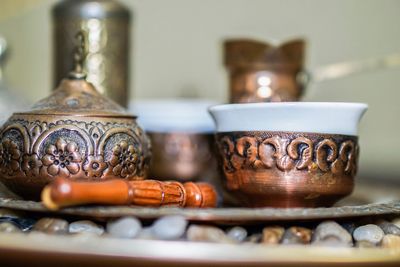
left=217, top=132, right=358, bottom=176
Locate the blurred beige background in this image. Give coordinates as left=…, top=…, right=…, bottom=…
left=0, top=0, right=399, bottom=182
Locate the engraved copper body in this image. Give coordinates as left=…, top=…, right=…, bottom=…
left=53, top=0, right=131, bottom=107
left=0, top=32, right=150, bottom=199
left=216, top=131, right=358, bottom=208
left=224, top=39, right=305, bottom=103
left=130, top=99, right=218, bottom=182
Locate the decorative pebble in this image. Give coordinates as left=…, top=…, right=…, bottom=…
left=378, top=221, right=400, bottom=236
left=353, top=224, right=384, bottom=245
left=281, top=227, right=312, bottom=245
left=151, top=215, right=188, bottom=240
left=106, top=217, right=142, bottom=239
left=262, top=226, right=284, bottom=245
left=186, top=225, right=232, bottom=243
left=33, top=218, right=68, bottom=234
left=312, top=221, right=352, bottom=246
left=381, top=234, right=400, bottom=249
left=226, top=226, right=247, bottom=243
left=0, top=222, right=21, bottom=233
left=69, top=220, right=104, bottom=236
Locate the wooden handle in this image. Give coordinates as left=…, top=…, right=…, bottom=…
left=42, top=178, right=217, bottom=210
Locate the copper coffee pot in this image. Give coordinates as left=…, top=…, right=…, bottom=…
left=0, top=32, right=150, bottom=199
left=225, top=38, right=400, bottom=103
left=225, top=39, right=305, bottom=103
left=52, top=0, right=131, bottom=107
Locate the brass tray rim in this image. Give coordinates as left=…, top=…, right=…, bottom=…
left=1, top=198, right=399, bottom=223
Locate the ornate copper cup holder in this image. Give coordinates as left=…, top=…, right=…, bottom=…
left=209, top=102, right=368, bottom=208
left=129, top=99, right=218, bottom=182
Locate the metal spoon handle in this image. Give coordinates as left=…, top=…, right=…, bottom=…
left=310, top=53, right=400, bottom=83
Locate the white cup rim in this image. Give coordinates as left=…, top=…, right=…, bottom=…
left=209, top=102, right=368, bottom=112
left=209, top=102, right=368, bottom=136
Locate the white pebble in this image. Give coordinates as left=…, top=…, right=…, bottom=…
left=353, top=224, right=384, bottom=245
left=106, top=217, right=142, bottom=239
left=227, top=226, right=247, bottom=242
left=69, top=220, right=104, bottom=235
left=151, top=215, right=188, bottom=240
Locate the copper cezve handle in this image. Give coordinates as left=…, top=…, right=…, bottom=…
left=42, top=178, right=217, bottom=210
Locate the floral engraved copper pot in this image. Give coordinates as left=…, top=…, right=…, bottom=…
left=0, top=33, right=150, bottom=199
left=209, top=102, right=368, bottom=208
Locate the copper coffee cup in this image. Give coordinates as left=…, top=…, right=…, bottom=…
left=130, top=99, right=217, bottom=182
left=209, top=102, right=367, bottom=208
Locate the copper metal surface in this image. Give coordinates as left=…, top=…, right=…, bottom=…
left=0, top=32, right=150, bottom=199
left=216, top=131, right=358, bottom=207
left=224, top=39, right=305, bottom=103
left=0, top=233, right=399, bottom=267
left=148, top=132, right=215, bottom=181
left=52, top=0, right=131, bottom=107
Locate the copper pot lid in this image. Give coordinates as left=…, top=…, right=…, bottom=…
left=224, top=38, right=305, bottom=71
left=15, top=32, right=134, bottom=119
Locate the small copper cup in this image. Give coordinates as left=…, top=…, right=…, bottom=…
left=130, top=99, right=218, bottom=182
left=209, top=102, right=367, bottom=208
left=147, top=132, right=214, bottom=181
left=224, top=39, right=306, bottom=103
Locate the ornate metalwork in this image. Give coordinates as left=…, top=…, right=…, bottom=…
left=0, top=30, right=150, bottom=199
left=52, top=0, right=131, bottom=107
left=0, top=117, right=150, bottom=198
left=216, top=132, right=358, bottom=208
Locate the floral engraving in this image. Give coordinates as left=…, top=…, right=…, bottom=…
left=41, top=138, right=82, bottom=177
left=0, top=119, right=150, bottom=181
left=83, top=155, right=107, bottom=178
left=22, top=154, right=42, bottom=177
left=110, top=141, right=139, bottom=178
left=0, top=139, right=21, bottom=176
